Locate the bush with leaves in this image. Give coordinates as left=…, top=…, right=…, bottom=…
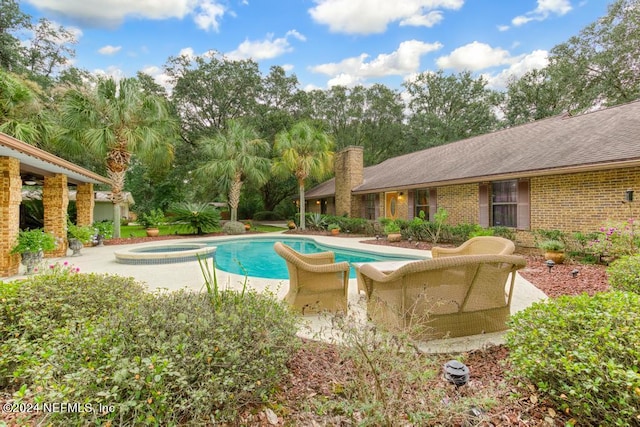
left=138, top=208, right=165, bottom=228
left=170, top=202, right=220, bottom=234
left=0, top=268, right=300, bottom=425
left=92, top=220, right=113, bottom=239
left=0, top=267, right=147, bottom=388
left=607, top=255, right=640, bottom=294
left=505, top=291, right=640, bottom=425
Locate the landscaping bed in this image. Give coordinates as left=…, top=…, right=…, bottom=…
left=1, top=234, right=616, bottom=426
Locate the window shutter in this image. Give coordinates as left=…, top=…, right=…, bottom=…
left=408, top=190, right=414, bottom=218
left=517, top=180, right=530, bottom=230
left=429, top=189, right=437, bottom=220
left=478, top=184, right=489, bottom=227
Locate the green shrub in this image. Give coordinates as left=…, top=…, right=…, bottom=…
left=607, top=255, right=640, bottom=294
left=10, top=228, right=57, bottom=254
left=170, top=202, right=220, bottom=234
left=0, top=269, right=300, bottom=425
left=0, top=266, right=147, bottom=388
left=138, top=208, right=165, bottom=228
left=222, top=220, right=246, bottom=235
left=468, top=225, right=494, bottom=238
left=505, top=291, right=640, bottom=425
left=92, top=220, right=114, bottom=239
left=67, top=221, right=95, bottom=243
left=252, top=210, right=284, bottom=221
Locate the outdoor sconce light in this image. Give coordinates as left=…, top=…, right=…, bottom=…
left=545, top=259, right=555, bottom=272
left=625, top=189, right=634, bottom=202
left=571, top=269, right=579, bottom=278
left=399, top=192, right=404, bottom=196
left=443, top=360, right=470, bottom=387
left=316, top=200, right=320, bottom=205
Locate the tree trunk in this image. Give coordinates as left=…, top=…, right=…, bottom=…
left=298, top=181, right=306, bottom=230
left=107, top=167, right=127, bottom=238
left=229, top=176, right=243, bottom=222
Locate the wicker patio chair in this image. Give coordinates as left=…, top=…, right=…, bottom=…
left=355, top=254, right=526, bottom=340
left=274, top=241, right=350, bottom=315
left=431, top=236, right=515, bottom=258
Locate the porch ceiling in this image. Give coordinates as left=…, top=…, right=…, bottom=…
left=0, top=132, right=110, bottom=186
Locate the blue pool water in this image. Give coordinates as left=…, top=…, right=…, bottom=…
left=210, top=237, right=422, bottom=279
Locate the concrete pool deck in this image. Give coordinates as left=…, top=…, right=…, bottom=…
left=7, top=232, right=548, bottom=353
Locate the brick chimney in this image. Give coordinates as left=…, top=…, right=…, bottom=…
left=334, top=146, right=364, bottom=217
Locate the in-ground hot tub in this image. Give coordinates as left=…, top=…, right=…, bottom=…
left=114, top=243, right=216, bottom=265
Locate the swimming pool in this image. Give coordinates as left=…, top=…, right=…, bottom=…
left=210, top=236, right=424, bottom=279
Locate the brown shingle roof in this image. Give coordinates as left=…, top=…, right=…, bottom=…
left=353, top=100, right=640, bottom=193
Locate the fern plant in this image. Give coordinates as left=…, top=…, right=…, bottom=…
left=170, top=202, right=220, bottom=235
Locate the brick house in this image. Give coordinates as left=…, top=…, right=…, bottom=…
left=0, top=132, right=111, bottom=277
left=305, top=100, right=640, bottom=246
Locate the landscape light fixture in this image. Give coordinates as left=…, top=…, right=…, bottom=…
left=625, top=189, right=634, bottom=202
left=443, top=360, right=470, bottom=387
left=545, top=259, right=555, bottom=272
left=571, top=269, right=579, bottom=278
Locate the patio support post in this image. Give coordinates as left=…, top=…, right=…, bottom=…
left=43, top=174, right=69, bottom=257
left=76, top=183, right=95, bottom=226
left=0, top=157, right=21, bottom=277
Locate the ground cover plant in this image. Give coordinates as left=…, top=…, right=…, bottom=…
left=506, top=291, right=640, bottom=425
left=0, top=262, right=299, bottom=426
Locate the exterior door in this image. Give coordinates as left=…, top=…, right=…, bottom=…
left=385, top=192, right=399, bottom=219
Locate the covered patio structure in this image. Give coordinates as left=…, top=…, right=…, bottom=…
left=0, top=132, right=111, bottom=278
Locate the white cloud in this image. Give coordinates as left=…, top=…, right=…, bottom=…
left=193, top=0, right=226, bottom=32
left=24, top=0, right=227, bottom=31
left=310, top=40, right=442, bottom=87
left=399, top=11, right=444, bottom=27
left=484, top=49, right=549, bottom=89
left=497, top=24, right=510, bottom=32
left=308, top=0, right=463, bottom=34
left=98, top=45, right=121, bottom=55
left=225, top=31, right=306, bottom=61
left=511, top=0, right=572, bottom=27
left=436, top=41, right=512, bottom=71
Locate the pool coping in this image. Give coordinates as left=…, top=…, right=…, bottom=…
left=114, top=242, right=216, bottom=264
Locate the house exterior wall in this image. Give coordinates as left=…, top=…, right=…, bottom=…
left=436, top=184, right=479, bottom=225
left=361, top=167, right=640, bottom=247
left=94, top=202, right=115, bottom=222
left=530, top=167, right=640, bottom=232
left=0, top=157, right=21, bottom=276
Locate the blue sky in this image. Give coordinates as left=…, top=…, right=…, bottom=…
left=20, top=0, right=610, bottom=91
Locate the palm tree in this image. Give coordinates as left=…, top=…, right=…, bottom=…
left=197, top=120, right=270, bottom=222
left=0, top=70, right=52, bottom=145
left=58, top=77, right=176, bottom=237
left=272, top=121, right=334, bottom=230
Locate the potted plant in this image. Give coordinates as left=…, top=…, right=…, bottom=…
left=67, top=222, right=94, bottom=256
left=92, top=220, right=113, bottom=246
left=287, top=220, right=297, bottom=230
left=139, top=209, right=165, bottom=237
left=538, top=239, right=566, bottom=264
left=244, top=221, right=252, bottom=231
left=384, top=221, right=402, bottom=242
left=328, top=223, right=341, bottom=236
left=11, top=228, right=57, bottom=274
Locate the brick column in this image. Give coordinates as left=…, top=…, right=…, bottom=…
left=0, top=157, right=21, bottom=277
left=334, top=146, right=364, bottom=217
left=76, top=183, right=94, bottom=226
left=43, top=174, right=69, bottom=257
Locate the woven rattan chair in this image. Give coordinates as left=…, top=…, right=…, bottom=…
left=355, top=254, right=526, bottom=340
left=431, top=236, right=515, bottom=258
left=274, top=241, right=350, bottom=315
